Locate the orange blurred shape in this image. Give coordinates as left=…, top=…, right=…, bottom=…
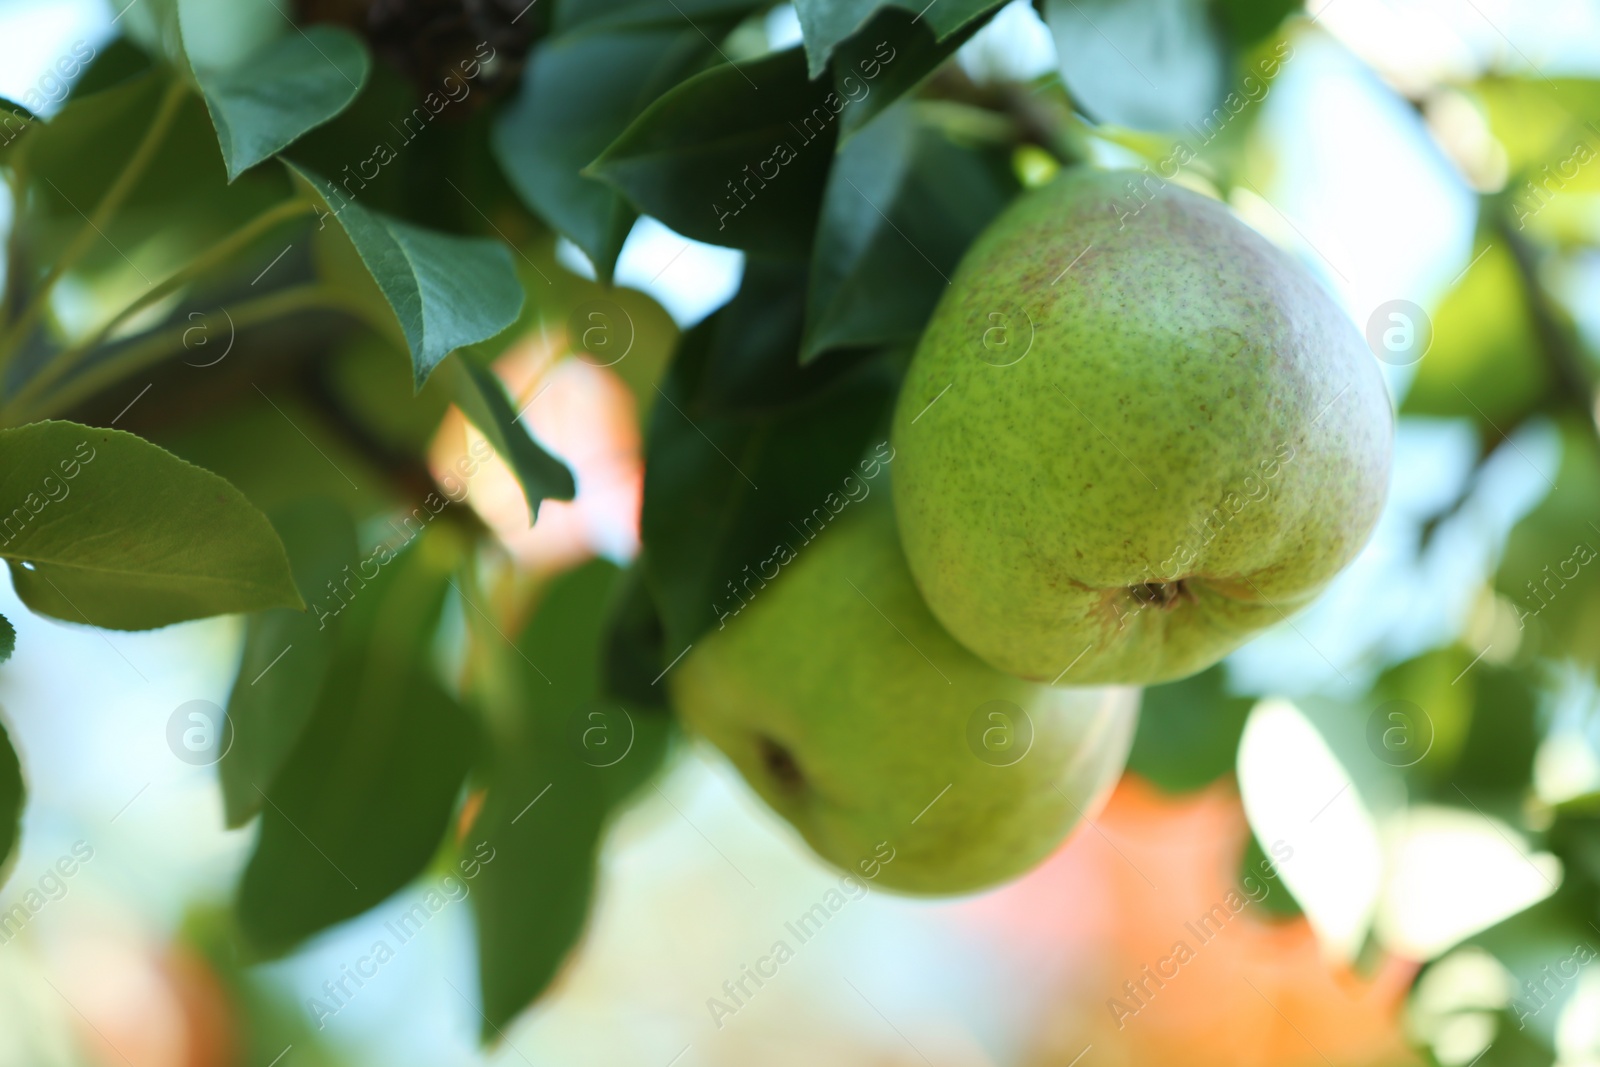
left=63, top=928, right=234, bottom=1067
left=429, top=329, right=643, bottom=572
left=160, top=948, right=235, bottom=1067
left=955, top=775, right=1419, bottom=1067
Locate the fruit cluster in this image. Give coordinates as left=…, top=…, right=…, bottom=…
left=672, top=168, right=1394, bottom=894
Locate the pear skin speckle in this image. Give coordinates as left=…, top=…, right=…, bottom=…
left=890, top=169, right=1394, bottom=685
left=671, top=500, right=1139, bottom=894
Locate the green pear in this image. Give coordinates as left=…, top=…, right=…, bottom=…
left=670, top=498, right=1139, bottom=895
left=891, top=168, right=1393, bottom=685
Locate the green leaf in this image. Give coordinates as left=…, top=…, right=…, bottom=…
left=1471, top=77, right=1600, bottom=185
left=1402, top=238, right=1548, bottom=429
left=601, top=560, right=669, bottom=708
left=642, top=317, right=898, bottom=651
left=804, top=102, right=1017, bottom=360
left=691, top=257, right=861, bottom=415
left=0, top=717, right=21, bottom=889
left=1238, top=832, right=1301, bottom=919
left=792, top=0, right=1002, bottom=77
left=220, top=499, right=358, bottom=828
left=12, top=69, right=283, bottom=305
left=447, top=359, right=576, bottom=524
left=556, top=0, right=761, bottom=33
left=492, top=28, right=714, bottom=278
left=236, top=540, right=478, bottom=956
left=830, top=9, right=983, bottom=142
left=1495, top=419, right=1600, bottom=665
left=1125, top=665, right=1254, bottom=793
left=470, top=560, right=671, bottom=1035
left=285, top=161, right=525, bottom=387
left=191, top=26, right=370, bottom=182
left=1209, top=0, right=1299, bottom=48
left=1044, top=0, right=1226, bottom=131
left=0, top=613, right=13, bottom=664
left=0, top=97, right=36, bottom=162
left=591, top=47, right=838, bottom=256
left=0, top=421, right=301, bottom=630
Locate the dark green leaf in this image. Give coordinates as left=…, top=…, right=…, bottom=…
left=1209, top=0, right=1299, bottom=48
left=0, top=717, right=21, bottom=888
left=642, top=317, right=898, bottom=650
left=0, top=421, right=301, bottom=630
left=0, top=613, right=13, bottom=664
left=692, top=257, right=859, bottom=415
left=286, top=161, right=524, bottom=387
left=556, top=0, right=760, bottom=33
left=0, top=97, right=35, bottom=163
left=447, top=358, right=576, bottom=524
left=236, top=541, right=478, bottom=956
left=1044, top=0, right=1226, bottom=131
left=591, top=47, right=838, bottom=256
left=192, top=26, right=370, bottom=182
left=804, top=102, right=1017, bottom=360
left=1239, top=832, right=1301, bottom=919
left=492, top=28, right=710, bottom=279
left=1125, top=665, right=1253, bottom=793
left=70, top=36, right=154, bottom=99
left=220, top=499, right=358, bottom=828
left=830, top=8, right=983, bottom=141
left=792, top=0, right=1002, bottom=77
left=601, top=560, right=670, bottom=707
left=471, top=560, right=671, bottom=1034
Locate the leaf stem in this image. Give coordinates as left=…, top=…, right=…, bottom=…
left=0, top=78, right=190, bottom=373
left=12, top=197, right=315, bottom=413
left=2, top=284, right=356, bottom=425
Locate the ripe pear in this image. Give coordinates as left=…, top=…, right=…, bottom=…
left=670, top=498, right=1139, bottom=895
left=891, top=168, right=1392, bottom=685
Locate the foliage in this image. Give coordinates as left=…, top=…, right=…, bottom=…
left=0, top=0, right=1593, bottom=1057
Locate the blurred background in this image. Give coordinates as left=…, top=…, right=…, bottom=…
left=3, top=0, right=1600, bottom=1064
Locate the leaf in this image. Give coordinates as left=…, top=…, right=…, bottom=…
left=1471, top=77, right=1600, bottom=183
left=492, top=28, right=715, bottom=278
left=804, top=102, right=1017, bottom=360
left=191, top=26, right=370, bottom=182
left=1208, top=0, right=1299, bottom=48
left=1125, top=665, right=1254, bottom=793
left=1495, top=419, right=1600, bottom=665
left=285, top=161, right=525, bottom=387
left=447, top=359, right=576, bottom=524
left=590, top=47, right=838, bottom=256
left=470, top=560, right=671, bottom=1035
left=1402, top=239, right=1548, bottom=429
left=0, top=421, right=301, bottom=630
left=601, top=560, right=670, bottom=708
left=641, top=317, right=898, bottom=651
left=236, top=539, right=478, bottom=956
left=0, top=718, right=21, bottom=889
left=219, top=499, right=358, bottom=828
left=555, top=0, right=761, bottom=33
left=0, top=97, right=36, bottom=162
left=1045, top=0, right=1226, bottom=131
left=0, top=614, right=13, bottom=664
left=12, top=69, right=283, bottom=297
left=1238, top=832, right=1301, bottom=919
left=830, top=8, right=984, bottom=142
left=791, top=0, right=1003, bottom=77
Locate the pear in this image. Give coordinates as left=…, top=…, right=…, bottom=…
left=671, top=498, right=1139, bottom=895
left=891, top=168, right=1392, bottom=685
